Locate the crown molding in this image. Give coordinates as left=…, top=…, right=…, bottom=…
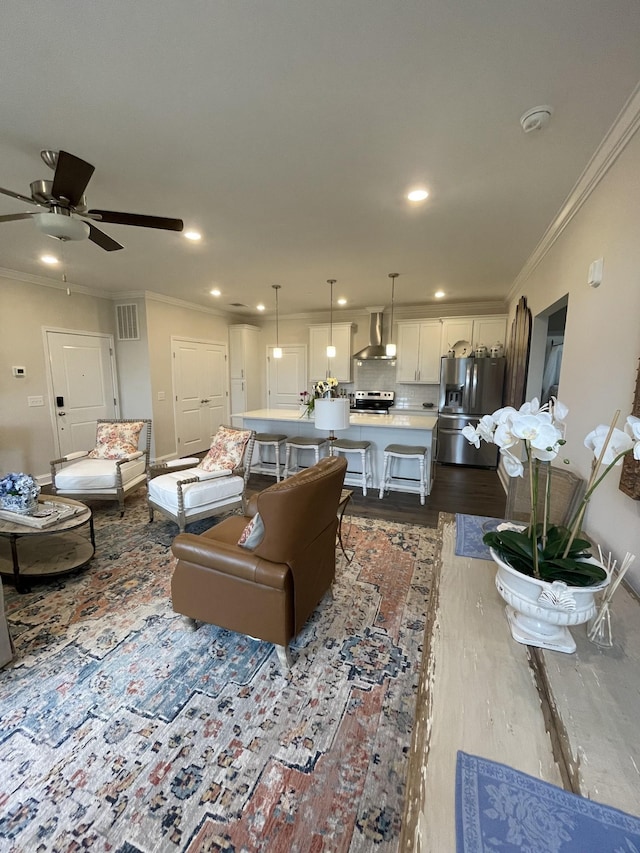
left=0, top=266, right=108, bottom=298
left=509, top=80, right=640, bottom=298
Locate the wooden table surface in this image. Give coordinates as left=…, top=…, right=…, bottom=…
left=401, top=513, right=640, bottom=852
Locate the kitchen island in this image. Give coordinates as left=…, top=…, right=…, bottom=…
left=239, top=408, right=437, bottom=496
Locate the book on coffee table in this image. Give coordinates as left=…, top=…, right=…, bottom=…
left=0, top=501, right=82, bottom=529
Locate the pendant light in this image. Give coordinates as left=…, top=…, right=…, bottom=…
left=326, top=279, right=337, bottom=359
left=272, top=284, right=282, bottom=359
left=386, top=273, right=398, bottom=357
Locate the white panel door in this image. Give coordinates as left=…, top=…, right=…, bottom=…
left=267, top=345, right=307, bottom=408
left=46, top=330, right=118, bottom=457
left=173, top=339, right=228, bottom=455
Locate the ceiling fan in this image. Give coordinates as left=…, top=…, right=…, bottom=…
left=0, top=149, right=184, bottom=251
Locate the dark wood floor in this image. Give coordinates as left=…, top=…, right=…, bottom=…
left=248, top=462, right=506, bottom=527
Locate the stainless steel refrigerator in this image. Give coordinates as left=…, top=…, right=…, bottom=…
left=436, top=356, right=506, bottom=467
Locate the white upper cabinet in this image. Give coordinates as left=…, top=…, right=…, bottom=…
left=309, top=323, right=353, bottom=382
left=441, top=315, right=507, bottom=355
left=396, top=320, right=441, bottom=383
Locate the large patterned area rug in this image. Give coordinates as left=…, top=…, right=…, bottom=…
left=0, top=493, right=436, bottom=853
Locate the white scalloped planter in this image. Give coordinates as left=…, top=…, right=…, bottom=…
left=491, top=549, right=609, bottom=653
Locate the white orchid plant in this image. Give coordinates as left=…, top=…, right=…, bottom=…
left=463, top=398, right=640, bottom=586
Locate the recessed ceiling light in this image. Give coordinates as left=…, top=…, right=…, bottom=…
left=337, top=297, right=347, bottom=306
left=184, top=231, right=201, bottom=241
left=257, top=304, right=266, bottom=312
left=40, top=254, right=59, bottom=265
left=210, top=288, right=221, bottom=297
left=407, top=188, right=429, bottom=202
left=434, top=290, right=445, bottom=299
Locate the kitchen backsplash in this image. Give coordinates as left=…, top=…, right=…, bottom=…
left=340, top=360, right=440, bottom=409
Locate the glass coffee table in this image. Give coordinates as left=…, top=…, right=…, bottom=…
left=0, top=495, right=95, bottom=593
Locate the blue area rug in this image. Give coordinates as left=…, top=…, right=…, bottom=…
left=0, top=492, right=437, bottom=852
left=456, top=751, right=640, bottom=852
left=455, top=514, right=503, bottom=560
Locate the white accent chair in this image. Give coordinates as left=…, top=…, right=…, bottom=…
left=50, top=419, right=152, bottom=516
left=147, top=429, right=256, bottom=532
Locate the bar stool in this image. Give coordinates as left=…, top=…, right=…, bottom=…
left=332, top=439, right=373, bottom=496
left=252, top=433, right=288, bottom=481
left=379, top=444, right=430, bottom=505
left=284, top=436, right=328, bottom=477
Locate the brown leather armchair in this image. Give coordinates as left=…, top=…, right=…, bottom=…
left=170, top=455, right=347, bottom=668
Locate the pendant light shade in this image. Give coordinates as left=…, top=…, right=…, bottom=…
left=386, top=273, right=398, bottom=357
left=326, top=279, right=336, bottom=359
left=272, top=284, right=282, bottom=359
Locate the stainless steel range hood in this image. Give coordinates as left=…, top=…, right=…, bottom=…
left=353, top=308, right=393, bottom=360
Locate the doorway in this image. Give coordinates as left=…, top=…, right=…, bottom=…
left=172, top=338, right=228, bottom=455
left=45, top=329, right=118, bottom=457
left=267, top=345, right=307, bottom=408
left=526, top=296, right=568, bottom=405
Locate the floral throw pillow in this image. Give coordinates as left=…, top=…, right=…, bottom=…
left=237, top=513, right=264, bottom=549
left=198, top=427, right=252, bottom=472
left=88, top=422, right=145, bottom=460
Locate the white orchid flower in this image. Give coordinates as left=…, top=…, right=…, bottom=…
left=548, top=397, right=569, bottom=425
left=476, top=415, right=497, bottom=443
left=500, top=448, right=524, bottom=477
left=624, top=416, right=640, bottom=459
left=584, top=425, right=633, bottom=465
left=462, top=424, right=481, bottom=447
left=518, top=398, right=543, bottom=415
left=493, top=421, right=520, bottom=450
left=491, top=406, right=517, bottom=425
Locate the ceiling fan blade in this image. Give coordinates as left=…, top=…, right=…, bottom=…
left=88, top=209, right=184, bottom=232
left=52, top=151, right=95, bottom=206
left=88, top=223, right=124, bottom=252
left=0, top=186, right=39, bottom=205
left=0, top=212, right=36, bottom=223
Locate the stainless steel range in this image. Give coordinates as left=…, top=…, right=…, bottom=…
left=352, top=390, right=395, bottom=413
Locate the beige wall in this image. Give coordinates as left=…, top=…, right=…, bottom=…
left=508, top=127, right=640, bottom=591
left=0, top=277, right=115, bottom=477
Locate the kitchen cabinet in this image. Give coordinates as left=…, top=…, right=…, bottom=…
left=309, top=323, right=353, bottom=382
left=229, top=324, right=262, bottom=426
left=396, top=320, right=441, bottom=383
left=441, top=316, right=507, bottom=355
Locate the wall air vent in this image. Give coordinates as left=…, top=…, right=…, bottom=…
left=229, top=303, right=249, bottom=308
left=116, top=303, right=140, bottom=341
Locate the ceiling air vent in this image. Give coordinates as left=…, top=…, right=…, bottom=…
left=116, top=303, right=140, bottom=341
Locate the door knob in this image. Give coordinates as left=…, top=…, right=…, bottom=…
left=58, top=411, right=66, bottom=416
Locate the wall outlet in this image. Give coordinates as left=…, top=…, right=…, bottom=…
left=28, top=395, right=44, bottom=407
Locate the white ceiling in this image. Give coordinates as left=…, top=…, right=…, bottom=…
left=2, top=1, right=640, bottom=318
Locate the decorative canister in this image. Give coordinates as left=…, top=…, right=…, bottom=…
left=490, top=342, right=503, bottom=358
left=0, top=494, right=38, bottom=515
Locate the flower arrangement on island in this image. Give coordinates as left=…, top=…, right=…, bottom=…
left=300, top=378, right=339, bottom=417
left=0, top=472, right=41, bottom=512
left=462, top=398, right=640, bottom=586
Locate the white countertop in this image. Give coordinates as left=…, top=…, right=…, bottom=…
left=239, top=408, right=438, bottom=430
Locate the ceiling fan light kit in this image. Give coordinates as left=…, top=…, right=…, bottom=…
left=0, top=149, right=184, bottom=251
left=33, top=212, right=89, bottom=241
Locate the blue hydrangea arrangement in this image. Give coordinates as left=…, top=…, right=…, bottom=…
left=0, top=472, right=40, bottom=501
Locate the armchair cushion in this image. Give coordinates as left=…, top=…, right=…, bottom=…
left=54, top=456, right=146, bottom=491
left=88, top=421, right=146, bottom=459
left=147, top=468, right=243, bottom=511
left=198, top=426, right=252, bottom=472
left=237, top=512, right=265, bottom=549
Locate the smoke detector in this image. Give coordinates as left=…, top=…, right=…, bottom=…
left=520, top=105, right=553, bottom=133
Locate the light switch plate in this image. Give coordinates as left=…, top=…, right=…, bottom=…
left=28, top=396, right=44, bottom=407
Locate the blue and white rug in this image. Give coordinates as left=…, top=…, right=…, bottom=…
left=454, top=515, right=503, bottom=560
left=456, top=751, right=640, bottom=852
